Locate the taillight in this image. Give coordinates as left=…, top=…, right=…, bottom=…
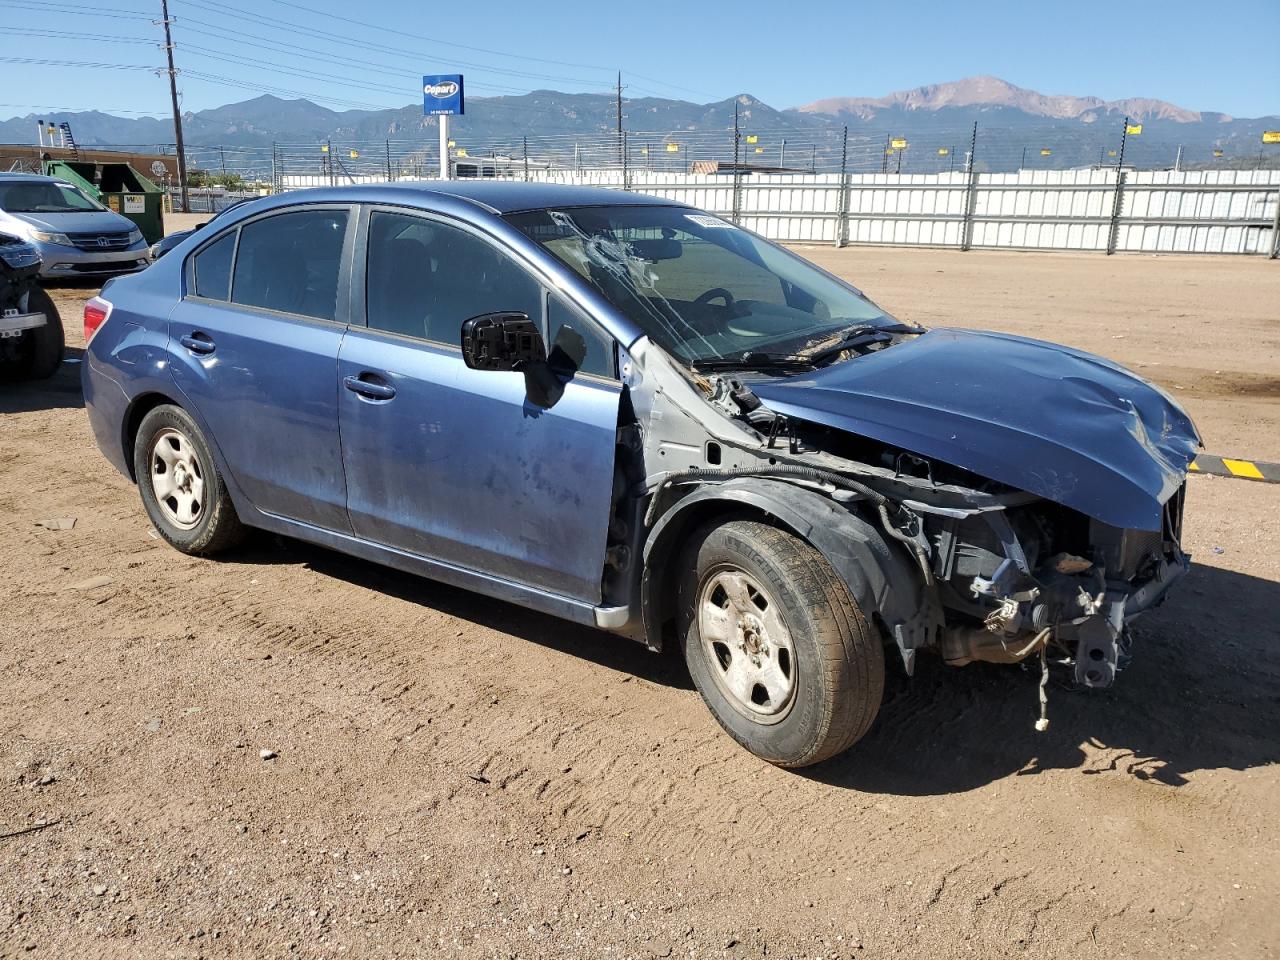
left=83, top=296, right=112, bottom=342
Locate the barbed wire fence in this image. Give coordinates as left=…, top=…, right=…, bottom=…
left=81, top=119, right=1280, bottom=255
left=98, top=118, right=1279, bottom=189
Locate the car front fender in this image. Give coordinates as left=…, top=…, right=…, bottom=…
left=640, top=477, right=935, bottom=666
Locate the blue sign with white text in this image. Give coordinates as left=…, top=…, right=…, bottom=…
left=423, top=74, right=464, bottom=116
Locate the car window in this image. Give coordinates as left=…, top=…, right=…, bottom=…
left=192, top=231, right=235, bottom=301
left=0, top=179, right=106, bottom=213
left=366, top=210, right=541, bottom=345
left=231, top=209, right=348, bottom=321
left=547, top=293, right=615, bottom=379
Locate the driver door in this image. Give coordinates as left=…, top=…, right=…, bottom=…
left=337, top=208, right=622, bottom=603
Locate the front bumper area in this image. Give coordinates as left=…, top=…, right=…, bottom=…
left=34, top=241, right=149, bottom=278
left=937, top=491, right=1190, bottom=690
left=1057, top=553, right=1188, bottom=688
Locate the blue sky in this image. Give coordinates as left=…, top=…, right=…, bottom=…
left=0, top=0, right=1277, bottom=119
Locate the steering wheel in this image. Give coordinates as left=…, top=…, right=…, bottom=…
left=693, top=287, right=737, bottom=310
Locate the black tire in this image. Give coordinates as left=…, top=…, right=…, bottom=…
left=26, top=288, right=64, bottom=380
left=133, top=404, right=246, bottom=555
left=679, top=519, right=884, bottom=768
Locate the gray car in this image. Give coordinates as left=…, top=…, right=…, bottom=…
left=0, top=173, right=150, bottom=279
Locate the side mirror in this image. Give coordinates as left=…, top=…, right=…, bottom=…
left=461, top=312, right=546, bottom=371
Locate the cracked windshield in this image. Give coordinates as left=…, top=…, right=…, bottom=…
left=507, top=205, right=895, bottom=366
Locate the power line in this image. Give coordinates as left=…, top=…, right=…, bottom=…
left=2, top=0, right=723, bottom=103
left=180, top=45, right=440, bottom=98
left=179, top=69, right=407, bottom=109
left=247, top=0, right=717, bottom=99
left=178, top=0, right=612, bottom=89
left=173, top=18, right=540, bottom=96
left=0, top=101, right=170, bottom=116
left=0, top=0, right=156, bottom=18
left=0, top=55, right=156, bottom=71
left=0, top=26, right=156, bottom=43
left=255, top=0, right=614, bottom=74
left=0, top=56, right=413, bottom=110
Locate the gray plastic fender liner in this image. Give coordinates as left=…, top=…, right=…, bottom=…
left=640, top=476, right=931, bottom=658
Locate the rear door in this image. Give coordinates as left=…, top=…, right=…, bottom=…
left=337, top=207, right=621, bottom=602
left=168, top=205, right=356, bottom=531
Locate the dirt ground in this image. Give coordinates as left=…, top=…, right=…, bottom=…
left=2, top=246, right=1278, bottom=960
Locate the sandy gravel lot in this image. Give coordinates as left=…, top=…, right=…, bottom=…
left=1, top=246, right=1277, bottom=960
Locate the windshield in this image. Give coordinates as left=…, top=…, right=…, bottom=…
left=0, top=180, right=106, bottom=214
left=507, top=205, right=892, bottom=365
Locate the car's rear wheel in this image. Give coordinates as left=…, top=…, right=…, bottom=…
left=133, top=404, right=246, bottom=555
left=679, top=519, right=884, bottom=767
left=26, top=288, right=64, bottom=380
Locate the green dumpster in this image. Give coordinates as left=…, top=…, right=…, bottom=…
left=42, top=160, right=165, bottom=244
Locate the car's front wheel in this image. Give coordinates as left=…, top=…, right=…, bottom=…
left=133, top=404, right=246, bottom=555
left=679, top=519, right=884, bottom=767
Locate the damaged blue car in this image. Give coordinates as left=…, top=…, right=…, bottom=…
left=81, top=182, right=1200, bottom=767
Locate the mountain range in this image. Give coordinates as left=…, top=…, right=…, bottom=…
left=2, top=76, right=1275, bottom=171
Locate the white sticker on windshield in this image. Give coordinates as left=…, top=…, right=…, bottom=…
left=685, top=214, right=733, bottom=229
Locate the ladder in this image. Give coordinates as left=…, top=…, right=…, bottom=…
left=58, top=122, right=80, bottom=159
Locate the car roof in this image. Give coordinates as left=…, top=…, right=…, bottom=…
left=0, top=173, right=59, bottom=182
left=303, top=180, right=686, bottom=215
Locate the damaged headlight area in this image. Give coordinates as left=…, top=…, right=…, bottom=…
left=934, top=489, right=1189, bottom=690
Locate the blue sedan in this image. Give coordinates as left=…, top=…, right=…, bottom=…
left=82, top=182, right=1199, bottom=766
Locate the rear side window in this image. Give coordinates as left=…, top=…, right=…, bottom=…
left=231, top=210, right=348, bottom=321
left=192, top=231, right=235, bottom=301
left=365, top=210, right=540, bottom=345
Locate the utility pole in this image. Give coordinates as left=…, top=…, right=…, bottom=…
left=219, top=145, right=226, bottom=177
left=731, top=101, right=742, bottom=223
left=616, top=71, right=624, bottom=168
left=159, top=0, right=188, bottom=212
left=1106, top=116, right=1132, bottom=255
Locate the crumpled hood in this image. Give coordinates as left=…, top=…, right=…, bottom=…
left=750, top=328, right=1200, bottom=531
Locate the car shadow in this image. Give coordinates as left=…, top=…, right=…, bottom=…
left=235, top=537, right=1279, bottom=792
left=234, top=535, right=696, bottom=691
left=0, top=347, right=86, bottom=412
left=807, top=561, right=1280, bottom=794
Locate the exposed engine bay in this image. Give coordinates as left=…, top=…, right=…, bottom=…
left=614, top=328, right=1197, bottom=732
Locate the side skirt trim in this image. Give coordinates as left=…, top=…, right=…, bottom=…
left=254, top=510, right=617, bottom=631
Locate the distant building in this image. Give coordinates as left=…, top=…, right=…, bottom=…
left=0, top=144, right=179, bottom=182
left=690, top=160, right=808, bottom=175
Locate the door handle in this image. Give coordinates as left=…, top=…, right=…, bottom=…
left=343, top=374, right=396, bottom=401
left=179, top=332, right=216, bottom=355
